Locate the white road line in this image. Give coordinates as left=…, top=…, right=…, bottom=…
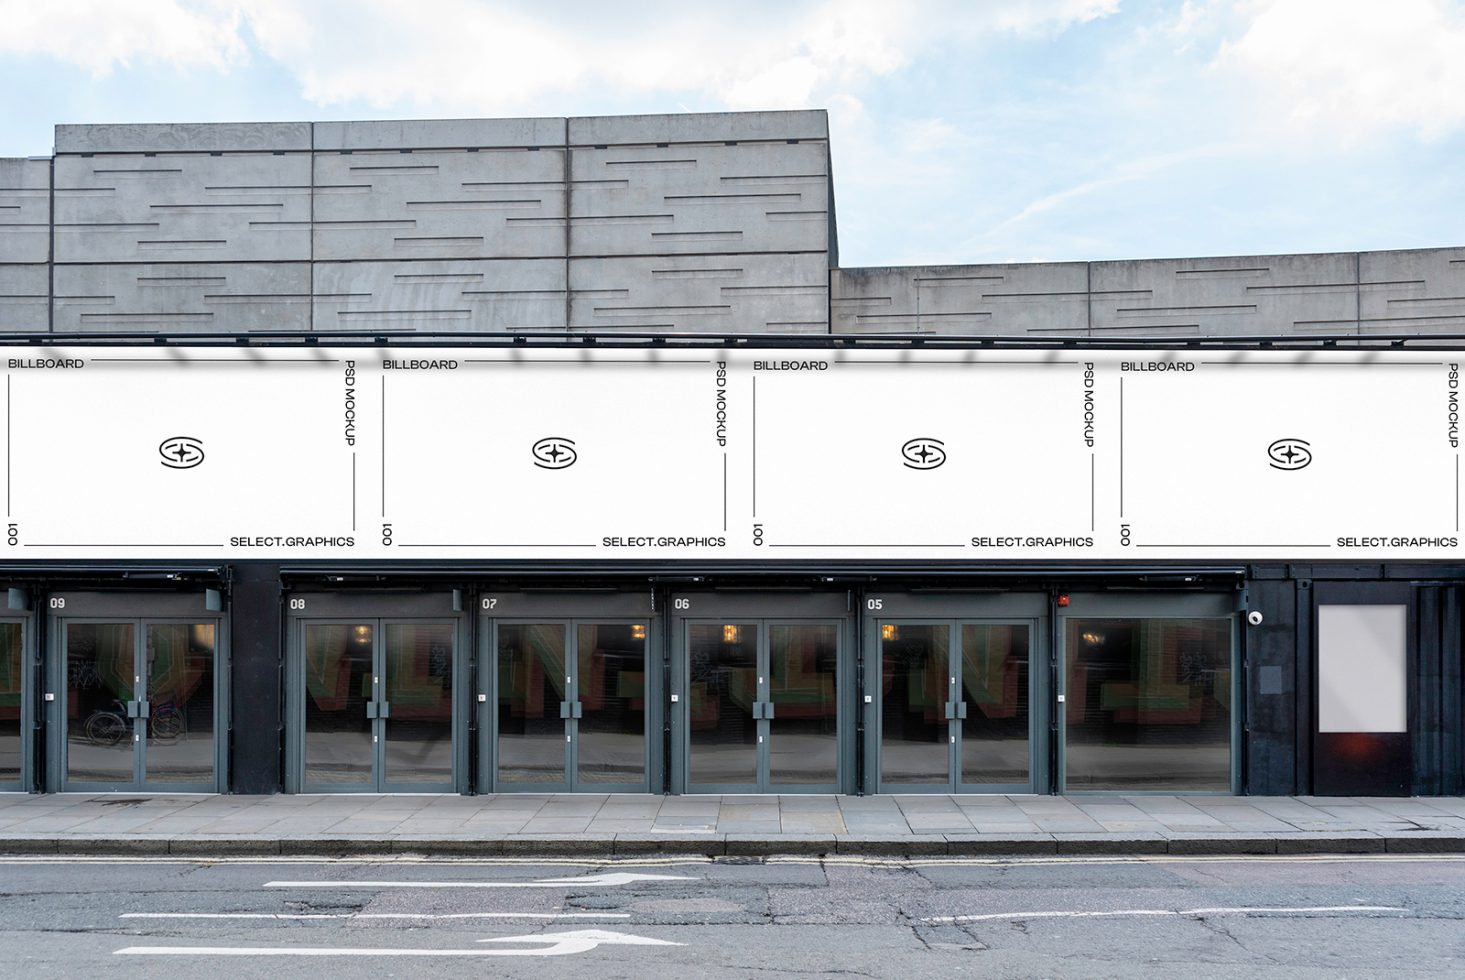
left=263, top=871, right=693, bottom=889
left=0, top=855, right=710, bottom=867
left=922, top=905, right=1410, bottom=924
left=121, top=912, right=630, bottom=920
left=116, top=929, right=680, bottom=958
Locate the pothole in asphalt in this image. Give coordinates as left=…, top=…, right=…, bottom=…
left=99, top=799, right=151, bottom=807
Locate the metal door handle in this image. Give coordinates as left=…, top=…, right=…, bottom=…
left=379, top=701, right=390, bottom=719
left=956, top=702, right=968, bottom=720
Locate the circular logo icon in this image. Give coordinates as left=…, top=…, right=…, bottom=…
left=532, top=437, right=578, bottom=470
left=159, top=436, right=205, bottom=469
left=1267, top=438, right=1312, bottom=470
left=901, top=437, right=946, bottom=470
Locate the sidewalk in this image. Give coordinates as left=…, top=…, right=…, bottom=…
left=2, top=792, right=1463, bottom=858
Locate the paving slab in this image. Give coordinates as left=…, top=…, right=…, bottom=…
left=0, top=793, right=1458, bottom=858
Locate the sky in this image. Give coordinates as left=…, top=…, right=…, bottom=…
left=1, top=0, right=1463, bottom=267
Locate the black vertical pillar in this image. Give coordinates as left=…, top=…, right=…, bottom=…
left=230, top=561, right=282, bottom=794
left=1444, top=587, right=1463, bottom=796
left=1245, top=578, right=1297, bottom=795
left=1415, top=586, right=1443, bottom=796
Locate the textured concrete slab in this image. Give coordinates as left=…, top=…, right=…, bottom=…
left=1053, top=833, right=1169, bottom=855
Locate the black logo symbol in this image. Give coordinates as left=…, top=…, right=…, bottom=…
left=1268, top=438, right=1312, bottom=470
left=532, top=437, right=577, bottom=470
left=159, top=436, right=205, bottom=469
left=901, top=437, right=946, bottom=470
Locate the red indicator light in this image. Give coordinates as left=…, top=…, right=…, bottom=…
left=1057, top=594, right=1070, bottom=607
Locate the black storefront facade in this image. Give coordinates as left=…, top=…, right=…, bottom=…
left=2, top=557, right=1460, bottom=799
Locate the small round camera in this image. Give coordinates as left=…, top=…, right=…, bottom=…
left=1246, top=610, right=1264, bottom=627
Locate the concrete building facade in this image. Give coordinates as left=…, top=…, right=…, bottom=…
left=0, top=110, right=1461, bottom=802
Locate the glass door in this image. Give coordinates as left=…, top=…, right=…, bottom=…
left=0, top=621, right=23, bottom=791
left=574, top=622, right=649, bottom=790
left=142, top=623, right=217, bottom=788
left=869, top=596, right=1042, bottom=794
left=300, top=618, right=457, bottom=793
left=684, top=618, right=841, bottom=793
left=64, top=622, right=136, bottom=788
left=301, top=621, right=375, bottom=791
left=494, top=619, right=650, bottom=792
left=62, top=614, right=221, bottom=792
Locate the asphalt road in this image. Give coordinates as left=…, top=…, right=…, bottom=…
left=0, top=852, right=1461, bottom=978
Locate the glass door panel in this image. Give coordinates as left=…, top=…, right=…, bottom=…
left=143, top=623, right=215, bottom=786
left=66, top=623, right=136, bottom=785
left=302, top=623, right=374, bottom=788
left=880, top=624, right=949, bottom=786
left=1064, top=617, right=1232, bottom=791
left=0, top=624, right=21, bottom=786
left=576, top=623, right=646, bottom=787
left=383, top=623, right=455, bottom=788
left=768, top=624, right=838, bottom=786
left=497, top=624, right=568, bottom=785
left=959, top=624, right=1029, bottom=786
left=688, top=623, right=757, bottom=787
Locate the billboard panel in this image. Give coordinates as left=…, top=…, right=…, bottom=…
left=0, top=346, right=1456, bottom=560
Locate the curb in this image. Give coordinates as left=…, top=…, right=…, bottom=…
left=3, top=834, right=1463, bottom=859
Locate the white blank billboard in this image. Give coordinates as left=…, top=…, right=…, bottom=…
left=0, top=346, right=1457, bottom=560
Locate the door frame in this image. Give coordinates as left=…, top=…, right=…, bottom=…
left=0, top=612, right=34, bottom=793
left=478, top=591, right=658, bottom=794
left=47, top=591, right=228, bottom=793
left=285, top=591, right=466, bottom=794
left=669, top=591, right=853, bottom=795
left=863, top=592, right=1048, bottom=795
left=1056, top=591, right=1240, bottom=795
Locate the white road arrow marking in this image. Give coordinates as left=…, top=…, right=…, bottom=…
left=263, top=871, right=694, bottom=889
left=115, top=929, right=682, bottom=958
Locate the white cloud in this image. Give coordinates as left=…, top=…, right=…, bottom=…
left=0, top=0, right=248, bottom=75
left=0, top=0, right=1119, bottom=111
left=1213, top=0, right=1465, bottom=143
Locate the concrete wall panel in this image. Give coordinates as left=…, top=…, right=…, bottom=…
left=1090, top=252, right=1359, bottom=337
left=570, top=253, right=826, bottom=333
left=0, top=158, right=52, bottom=264
left=831, top=263, right=1087, bottom=335
left=313, top=258, right=565, bottom=332
left=570, top=142, right=827, bottom=257
left=315, top=117, right=565, bottom=151
left=0, top=265, right=49, bottom=331
left=56, top=122, right=312, bottom=154
left=53, top=262, right=309, bottom=333
left=1358, top=246, right=1465, bottom=335
left=312, top=148, right=565, bottom=260
left=569, top=110, right=827, bottom=146
left=54, top=152, right=311, bottom=263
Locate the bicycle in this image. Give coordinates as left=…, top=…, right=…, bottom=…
left=82, top=699, right=185, bottom=746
